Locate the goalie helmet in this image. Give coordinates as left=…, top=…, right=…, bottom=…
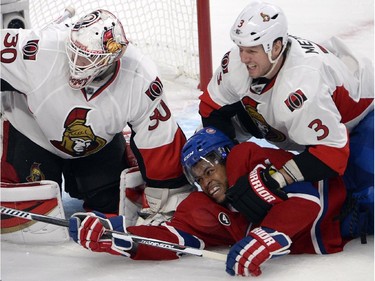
left=66, top=9, right=128, bottom=89
left=230, top=0, right=288, bottom=54
left=181, top=127, right=234, bottom=188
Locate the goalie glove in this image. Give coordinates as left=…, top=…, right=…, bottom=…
left=69, top=212, right=134, bottom=257
left=226, top=227, right=292, bottom=277
left=225, top=164, right=288, bottom=223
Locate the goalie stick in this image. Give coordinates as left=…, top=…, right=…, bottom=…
left=0, top=206, right=227, bottom=261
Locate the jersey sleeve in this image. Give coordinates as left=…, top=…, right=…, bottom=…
left=275, top=66, right=350, bottom=174
left=129, top=107, right=188, bottom=187
left=225, top=142, right=341, bottom=254
left=260, top=193, right=321, bottom=254
left=169, top=192, right=250, bottom=246
left=126, top=223, right=198, bottom=260
left=226, top=140, right=348, bottom=254
left=127, top=192, right=250, bottom=260
left=261, top=176, right=346, bottom=255
left=199, top=47, right=252, bottom=141
left=124, top=58, right=187, bottom=188
left=275, top=36, right=373, bottom=175
left=226, top=142, right=295, bottom=186
left=1, top=26, right=68, bottom=94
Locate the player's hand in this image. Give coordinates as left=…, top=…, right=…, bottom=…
left=69, top=211, right=133, bottom=257
left=225, top=164, right=288, bottom=223
left=226, top=227, right=291, bottom=277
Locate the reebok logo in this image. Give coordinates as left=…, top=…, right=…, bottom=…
left=249, top=169, right=276, bottom=203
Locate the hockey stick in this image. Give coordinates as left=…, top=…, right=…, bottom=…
left=0, top=206, right=226, bottom=261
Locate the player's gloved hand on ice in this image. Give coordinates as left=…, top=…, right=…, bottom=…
left=226, top=227, right=292, bottom=277
left=69, top=211, right=134, bottom=257
left=225, top=164, right=288, bottom=223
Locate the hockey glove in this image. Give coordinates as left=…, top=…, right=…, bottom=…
left=226, top=227, right=292, bottom=277
left=69, top=212, right=133, bottom=257
left=225, top=164, right=288, bottom=223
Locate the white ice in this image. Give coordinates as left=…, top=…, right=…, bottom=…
left=1, top=0, right=374, bottom=280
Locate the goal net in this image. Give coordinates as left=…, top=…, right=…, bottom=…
left=28, top=0, right=212, bottom=88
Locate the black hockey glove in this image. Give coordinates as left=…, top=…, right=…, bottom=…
left=225, top=164, right=288, bottom=223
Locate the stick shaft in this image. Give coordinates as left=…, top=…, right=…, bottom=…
left=1, top=206, right=69, bottom=227
left=0, top=206, right=226, bottom=261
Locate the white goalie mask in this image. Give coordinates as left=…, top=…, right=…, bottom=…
left=230, top=0, right=288, bottom=55
left=66, top=9, right=128, bottom=90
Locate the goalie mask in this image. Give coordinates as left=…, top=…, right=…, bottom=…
left=66, top=9, right=128, bottom=90
left=181, top=127, right=234, bottom=189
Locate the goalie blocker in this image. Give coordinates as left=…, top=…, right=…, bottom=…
left=1, top=180, right=69, bottom=243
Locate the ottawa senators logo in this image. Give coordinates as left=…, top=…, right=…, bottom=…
left=221, top=51, right=230, bottom=74
left=260, top=12, right=270, bottom=22
left=51, top=108, right=106, bottom=157
left=242, top=96, right=286, bottom=142
left=26, top=162, right=45, bottom=182
left=103, top=29, right=125, bottom=54
left=284, top=89, right=308, bottom=112
left=145, top=77, right=163, bottom=101
left=22, top=40, right=39, bottom=60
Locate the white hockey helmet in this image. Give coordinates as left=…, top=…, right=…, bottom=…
left=230, top=0, right=288, bottom=54
left=66, top=9, right=128, bottom=89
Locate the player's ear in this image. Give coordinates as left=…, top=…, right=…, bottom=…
left=271, top=39, right=283, bottom=59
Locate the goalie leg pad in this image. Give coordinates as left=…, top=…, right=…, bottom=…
left=118, top=167, right=145, bottom=227
left=140, top=184, right=196, bottom=226
left=1, top=180, right=69, bottom=244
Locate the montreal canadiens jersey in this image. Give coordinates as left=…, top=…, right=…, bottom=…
left=1, top=24, right=186, bottom=183
left=200, top=36, right=374, bottom=153
left=126, top=142, right=346, bottom=260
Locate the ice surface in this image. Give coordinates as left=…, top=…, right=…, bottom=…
left=1, top=0, right=374, bottom=280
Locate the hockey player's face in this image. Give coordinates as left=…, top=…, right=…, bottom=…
left=238, top=45, right=271, bottom=78
left=191, top=160, right=228, bottom=203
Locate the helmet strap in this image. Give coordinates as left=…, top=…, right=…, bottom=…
left=262, top=43, right=287, bottom=78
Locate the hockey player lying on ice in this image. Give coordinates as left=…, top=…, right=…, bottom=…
left=69, top=127, right=373, bottom=277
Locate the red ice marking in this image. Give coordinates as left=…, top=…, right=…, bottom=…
left=336, top=20, right=374, bottom=39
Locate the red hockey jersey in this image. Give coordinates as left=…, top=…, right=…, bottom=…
left=128, top=142, right=347, bottom=260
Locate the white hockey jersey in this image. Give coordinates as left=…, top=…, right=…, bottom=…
left=200, top=36, right=373, bottom=174
left=1, top=24, right=186, bottom=183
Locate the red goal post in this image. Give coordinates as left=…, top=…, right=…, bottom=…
left=28, top=0, right=213, bottom=90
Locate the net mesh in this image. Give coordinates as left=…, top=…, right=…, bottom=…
left=29, top=0, right=199, bottom=80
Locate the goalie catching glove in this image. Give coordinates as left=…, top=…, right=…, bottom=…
left=69, top=212, right=134, bottom=257
left=226, top=227, right=292, bottom=277
left=225, top=164, right=288, bottom=223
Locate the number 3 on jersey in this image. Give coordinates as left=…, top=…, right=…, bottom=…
left=149, top=100, right=172, bottom=130
left=308, top=119, right=329, bottom=140
left=1, top=33, right=19, bottom=63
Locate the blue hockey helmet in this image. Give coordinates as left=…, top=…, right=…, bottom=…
left=181, top=127, right=234, bottom=187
